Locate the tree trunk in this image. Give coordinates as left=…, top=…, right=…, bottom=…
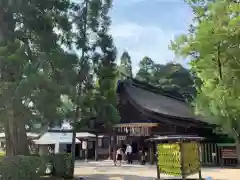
left=108, top=135, right=112, bottom=160
left=95, top=133, right=98, bottom=161
left=235, top=137, right=240, bottom=167
left=4, top=109, right=29, bottom=156
left=16, top=115, right=29, bottom=155
left=112, top=133, right=116, bottom=163
left=4, top=118, right=15, bottom=156
left=70, top=130, right=76, bottom=177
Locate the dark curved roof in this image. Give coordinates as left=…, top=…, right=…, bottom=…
left=117, top=79, right=210, bottom=125
left=130, top=78, right=185, bottom=102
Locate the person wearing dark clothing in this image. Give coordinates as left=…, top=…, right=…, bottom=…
left=127, top=152, right=132, bottom=164
left=115, top=147, right=123, bottom=166
left=139, top=149, right=147, bottom=165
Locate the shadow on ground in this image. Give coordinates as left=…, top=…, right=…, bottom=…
left=76, top=174, right=154, bottom=180
left=74, top=164, right=154, bottom=171
left=74, top=162, right=154, bottom=168
left=76, top=174, right=223, bottom=180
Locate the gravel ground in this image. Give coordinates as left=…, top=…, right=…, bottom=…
left=74, top=160, right=240, bottom=180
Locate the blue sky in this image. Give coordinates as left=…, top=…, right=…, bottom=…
left=110, top=0, right=193, bottom=73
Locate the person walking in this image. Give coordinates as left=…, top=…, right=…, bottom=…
left=139, top=148, right=147, bottom=165
left=125, top=143, right=132, bottom=164
left=115, top=146, right=123, bottom=166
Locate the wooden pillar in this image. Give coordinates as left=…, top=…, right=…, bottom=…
left=149, top=142, right=154, bottom=164
left=85, top=148, right=88, bottom=162
left=155, top=141, right=160, bottom=179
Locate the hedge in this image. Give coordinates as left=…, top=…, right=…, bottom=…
left=0, top=152, right=5, bottom=160
left=0, top=155, right=43, bottom=180
left=41, top=153, right=73, bottom=178
left=0, top=152, right=5, bottom=156
left=50, top=153, right=72, bottom=178
left=0, top=153, right=73, bottom=180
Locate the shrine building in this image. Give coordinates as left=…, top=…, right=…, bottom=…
left=114, top=78, right=215, bottom=162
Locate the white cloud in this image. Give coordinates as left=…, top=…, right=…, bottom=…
left=110, top=22, right=183, bottom=73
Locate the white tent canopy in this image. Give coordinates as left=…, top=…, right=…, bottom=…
left=76, top=132, right=95, bottom=138
left=34, top=132, right=81, bottom=145
left=0, top=132, right=39, bottom=138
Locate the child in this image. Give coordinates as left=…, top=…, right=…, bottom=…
left=115, top=146, right=123, bottom=166
left=139, top=148, right=147, bottom=165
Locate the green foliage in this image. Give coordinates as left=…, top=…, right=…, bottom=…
left=0, top=0, right=118, bottom=157
left=119, top=51, right=133, bottom=79
left=0, top=151, right=5, bottom=158
left=0, top=0, right=78, bottom=154
left=136, top=56, right=155, bottom=82
left=50, top=153, right=72, bottom=178
left=171, top=0, right=240, bottom=139
left=0, top=155, right=43, bottom=180
left=89, top=0, right=120, bottom=129
left=0, top=0, right=118, bottom=155
left=136, top=56, right=197, bottom=101
left=0, top=153, right=72, bottom=180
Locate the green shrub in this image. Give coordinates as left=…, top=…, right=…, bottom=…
left=0, top=151, right=5, bottom=160
left=51, top=153, right=72, bottom=178
left=0, top=155, right=43, bottom=180
left=0, top=153, right=72, bottom=179
left=35, top=155, right=51, bottom=176
left=0, top=151, right=5, bottom=156
left=36, top=153, right=72, bottom=178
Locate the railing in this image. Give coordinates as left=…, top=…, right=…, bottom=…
left=201, top=143, right=237, bottom=167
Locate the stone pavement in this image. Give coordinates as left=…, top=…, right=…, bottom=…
left=74, top=160, right=240, bottom=180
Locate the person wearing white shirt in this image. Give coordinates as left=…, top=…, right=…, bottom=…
left=125, top=144, right=132, bottom=164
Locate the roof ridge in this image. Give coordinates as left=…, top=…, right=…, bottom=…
left=126, top=78, right=186, bottom=103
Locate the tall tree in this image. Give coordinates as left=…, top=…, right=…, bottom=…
left=93, top=0, right=120, bottom=160
left=153, top=63, right=196, bottom=100
left=136, top=56, right=155, bottom=82
left=136, top=57, right=196, bottom=101
left=171, top=0, right=240, bottom=164
left=119, top=51, right=133, bottom=80
left=64, top=0, right=120, bottom=173
left=68, top=0, right=98, bottom=174
left=0, top=0, right=75, bottom=155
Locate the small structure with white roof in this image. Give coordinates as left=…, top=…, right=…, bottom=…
left=34, top=132, right=96, bottom=155
left=34, top=121, right=98, bottom=158
left=0, top=132, right=40, bottom=151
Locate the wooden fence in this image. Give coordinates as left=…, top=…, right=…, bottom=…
left=200, top=143, right=238, bottom=167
